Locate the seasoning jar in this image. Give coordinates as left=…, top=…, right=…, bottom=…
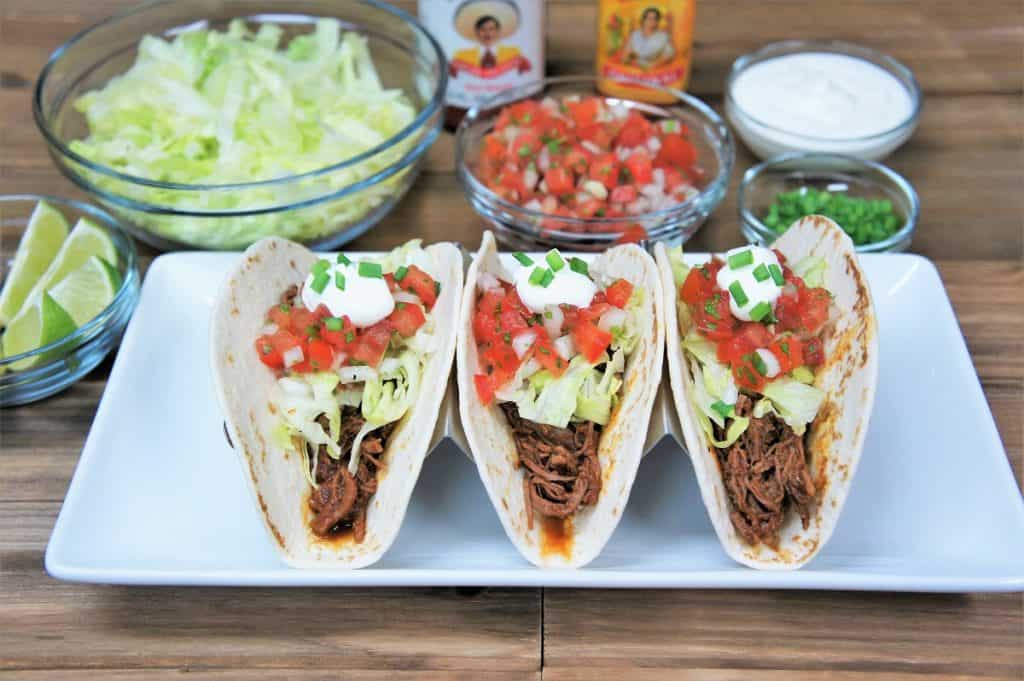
left=419, top=0, right=545, bottom=129
left=596, top=0, right=696, bottom=103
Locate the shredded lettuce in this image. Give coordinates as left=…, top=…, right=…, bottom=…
left=576, top=350, right=625, bottom=425
left=508, top=355, right=593, bottom=429
left=758, top=377, right=826, bottom=436
left=609, top=287, right=644, bottom=355
left=666, top=245, right=690, bottom=286
left=793, top=255, right=826, bottom=288
left=69, top=18, right=420, bottom=249
left=275, top=371, right=342, bottom=485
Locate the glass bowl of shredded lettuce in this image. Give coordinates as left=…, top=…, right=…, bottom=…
left=33, top=0, right=446, bottom=251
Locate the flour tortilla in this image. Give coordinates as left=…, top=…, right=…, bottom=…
left=210, top=237, right=463, bottom=568
left=457, top=231, right=665, bottom=568
left=657, top=216, right=879, bottom=569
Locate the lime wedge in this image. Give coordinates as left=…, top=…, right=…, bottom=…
left=18, top=217, right=119, bottom=313
left=0, top=201, right=69, bottom=325
left=1, top=293, right=77, bottom=370
left=48, top=256, right=122, bottom=326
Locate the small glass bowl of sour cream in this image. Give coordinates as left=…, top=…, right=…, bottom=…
left=726, top=41, right=922, bottom=161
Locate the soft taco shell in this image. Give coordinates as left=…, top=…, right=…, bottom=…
left=657, top=216, right=879, bottom=569
left=457, top=231, right=665, bottom=568
left=210, top=237, right=463, bottom=568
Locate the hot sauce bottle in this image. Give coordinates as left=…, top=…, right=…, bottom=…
left=596, top=0, right=696, bottom=103
left=419, top=0, right=546, bottom=129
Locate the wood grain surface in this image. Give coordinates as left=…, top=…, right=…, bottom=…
left=1, top=1, right=1022, bottom=679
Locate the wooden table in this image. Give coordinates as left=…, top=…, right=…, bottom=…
left=2, top=1, right=1022, bottom=678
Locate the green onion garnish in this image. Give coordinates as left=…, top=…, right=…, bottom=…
left=749, top=301, right=773, bottom=322
left=728, top=249, right=754, bottom=269
left=769, top=264, right=785, bottom=286
left=345, top=331, right=355, bottom=343
left=435, top=281, right=441, bottom=296
left=312, top=259, right=330, bottom=276
left=704, top=295, right=720, bottom=319
left=336, top=253, right=351, bottom=266
left=335, top=272, right=346, bottom=291
left=394, top=265, right=408, bottom=281
left=539, top=269, right=554, bottom=288
left=750, top=352, right=768, bottom=376
left=503, top=333, right=511, bottom=344
left=711, top=401, right=733, bottom=419
left=569, top=257, right=589, bottom=276
left=513, top=252, right=533, bottom=266
left=324, top=317, right=343, bottom=331
left=358, top=262, right=383, bottom=278
left=278, top=303, right=291, bottom=313
left=752, top=264, right=770, bottom=282
left=311, top=272, right=329, bottom=293
left=729, top=281, right=748, bottom=306
left=779, top=341, right=791, bottom=357
left=546, top=250, right=564, bottom=272
left=544, top=310, right=553, bottom=319
left=529, top=267, right=547, bottom=286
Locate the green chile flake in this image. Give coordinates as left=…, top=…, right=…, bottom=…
left=763, top=187, right=902, bottom=246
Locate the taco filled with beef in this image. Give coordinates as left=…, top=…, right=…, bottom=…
left=656, top=216, right=878, bottom=569
left=211, top=237, right=462, bottom=568
left=458, top=231, right=664, bottom=567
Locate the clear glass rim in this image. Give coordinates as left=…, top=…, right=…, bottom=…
left=726, top=40, right=923, bottom=144
left=455, top=74, right=734, bottom=240
left=0, top=194, right=139, bottom=369
left=32, top=0, right=448, bottom=192
left=737, top=151, right=921, bottom=252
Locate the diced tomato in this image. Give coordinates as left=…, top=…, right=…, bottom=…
left=268, top=303, right=292, bottom=329
left=396, top=265, right=438, bottom=310
left=694, top=292, right=736, bottom=341
left=388, top=302, right=426, bottom=337
left=605, top=279, right=634, bottom=308
left=531, top=335, right=568, bottom=377
left=732, top=357, right=766, bottom=391
left=737, top=322, right=773, bottom=349
left=507, top=99, right=544, bottom=126
left=769, top=336, right=804, bottom=374
left=657, top=133, right=698, bottom=169
left=306, top=339, right=334, bottom=371
left=289, top=307, right=319, bottom=338
left=473, top=290, right=505, bottom=341
left=616, top=112, right=654, bottom=148
left=716, top=333, right=753, bottom=365
left=774, top=293, right=802, bottom=332
left=483, top=134, right=505, bottom=161
left=610, top=184, right=638, bottom=204
left=482, top=341, right=521, bottom=388
left=803, top=337, right=825, bottom=367
left=563, top=146, right=590, bottom=175
left=624, top=150, right=653, bottom=184
left=349, top=321, right=391, bottom=367
left=615, top=224, right=649, bottom=244
left=588, top=153, right=620, bottom=189
left=545, top=166, right=574, bottom=195
left=576, top=199, right=604, bottom=219
left=474, top=373, right=497, bottom=405
left=510, top=131, right=542, bottom=163
left=571, top=322, right=613, bottom=363
left=567, top=97, right=600, bottom=127
left=798, top=287, right=831, bottom=334
left=320, top=316, right=356, bottom=350
left=680, top=264, right=716, bottom=305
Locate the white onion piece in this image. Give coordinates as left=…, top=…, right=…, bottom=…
left=538, top=180, right=549, bottom=194
left=627, top=198, right=651, bottom=214
left=598, top=308, right=628, bottom=333
left=640, top=183, right=662, bottom=199
left=646, top=136, right=662, bottom=153
left=282, top=346, right=304, bottom=368
left=652, top=168, right=666, bottom=188
left=541, top=96, right=559, bottom=111
left=542, top=305, right=563, bottom=338
left=610, top=102, right=629, bottom=119
left=616, top=146, right=632, bottom=162
left=541, top=195, right=559, bottom=213
left=260, top=322, right=279, bottom=335
left=478, top=271, right=503, bottom=293
left=503, top=125, right=520, bottom=143
left=338, top=365, right=378, bottom=384
left=278, top=377, right=311, bottom=397
left=538, top=146, right=551, bottom=172
left=553, top=335, right=576, bottom=361
left=524, top=199, right=543, bottom=212
left=378, top=357, right=402, bottom=375
left=393, top=291, right=421, bottom=305
left=581, top=140, right=601, bottom=155
left=756, top=348, right=782, bottom=378
left=512, top=330, right=538, bottom=359
left=583, top=180, right=608, bottom=200
left=523, top=166, right=539, bottom=191
left=331, top=352, right=347, bottom=370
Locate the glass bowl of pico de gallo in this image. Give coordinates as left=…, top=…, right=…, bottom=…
left=455, top=76, right=734, bottom=252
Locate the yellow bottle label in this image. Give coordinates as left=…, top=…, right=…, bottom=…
left=597, top=1, right=695, bottom=102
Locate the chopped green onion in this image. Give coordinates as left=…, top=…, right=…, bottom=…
left=752, top=264, right=770, bottom=282
left=749, top=301, right=772, bottom=322
left=539, top=269, right=554, bottom=288
left=545, top=250, right=564, bottom=272
left=358, top=262, right=383, bottom=278
left=435, top=281, right=441, bottom=296
left=324, top=317, right=343, bottom=331
left=729, top=281, right=748, bottom=306
left=336, top=253, right=351, bottom=266
left=728, top=249, right=754, bottom=269
left=396, top=302, right=406, bottom=311
left=513, top=252, right=533, bottom=266
left=543, top=310, right=553, bottom=319
left=345, top=331, right=355, bottom=343
left=711, top=401, right=733, bottom=419
left=704, top=295, right=721, bottom=319
left=312, top=259, right=331, bottom=276
left=779, top=341, right=791, bottom=357
left=278, top=303, right=291, bottom=313
left=769, top=263, right=785, bottom=286
left=750, top=352, right=768, bottom=376
left=335, top=272, right=346, bottom=291
left=311, top=272, right=329, bottom=293
left=503, top=332, right=511, bottom=344
left=569, top=257, right=589, bottom=276
left=306, top=325, right=319, bottom=338
left=529, top=267, right=548, bottom=286
left=394, top=265, right=408, bottom=281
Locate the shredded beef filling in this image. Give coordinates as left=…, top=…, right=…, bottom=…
left=714, top=394, right=817, bottom=548
left=306, top=406, right=395, bottom=542
left=500, top=402, right=602, bottom=529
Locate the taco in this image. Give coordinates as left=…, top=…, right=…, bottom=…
left=656, top=216, right=878, bottom=569
left=457, top=231, right=664, bottom=567
left=211, top=237, right=462, bottom=568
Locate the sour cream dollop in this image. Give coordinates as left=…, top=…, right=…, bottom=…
left=511, top=251, right=597, bottom=314
left=715, top=246, right=782, bottom=322
left=301, top=257, right=394, bottom=328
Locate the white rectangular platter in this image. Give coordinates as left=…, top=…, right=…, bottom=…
left=45, top=251, right=1024, bottom=590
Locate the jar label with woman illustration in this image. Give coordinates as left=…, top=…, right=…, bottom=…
left=419, top=0, right=544, bottom=111
left=597, top=0, right=696, bottom=103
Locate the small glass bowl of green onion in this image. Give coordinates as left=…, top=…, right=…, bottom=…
left=738, top=152, right=919, bottom=253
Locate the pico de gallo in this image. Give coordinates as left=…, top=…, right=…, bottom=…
left=670, top=245, right=830, bottom=547
left=471, top=247, right=645, bottom=526
left=253, top=241, right=443, bottom=542
left=474, top=95, right=703, bottom=240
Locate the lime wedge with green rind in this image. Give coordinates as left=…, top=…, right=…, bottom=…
left=1, top=292, right=78, bottom=370
left=0, top=201, right=69, bottom=325
left=48, top=256, right=122, bottom=326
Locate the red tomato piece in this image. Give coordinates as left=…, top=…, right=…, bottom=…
left=604, top=279, right=634, bottom=308
left=614, top=225, right=649, bottom=244
left=531, top=335, right=567, bottom=377
left=474, top=373, right=497, bottom=405
left=769, top=336, right=804, bottom=374
left=567, top=97, right=600, bottom=127
left=680, top=265, right=715, bottom=305
left=545, top=166, right=574, bottom=195
left=616, top=112, right=654, bottom=148
left=657, top=133, right=698, bottom=169
left=610, top=185, right=638, bottom=204
left=694, top=292, right=736, bottom=341
left=571, top=322, right=613, bottom=363
left=289, top=307, right=319, bottom=338
left=732, top=357, right=765, bottom=391
left=320, top=316, right=356, bottom=350
left=388, top=302, right=426, bottom=337
left=510, top=131, right=542, bottom=164
left=268, top=303, right=292, bottom=329
left=397, top=265, right=438, bottom=310
left=624, top=150, right=654, bottom=185
left=349, top=321, right=392, bottom=367
left=306, top=339, right=334, bottom=371
left=737, top=322, right=773, bottom=349
left=803, top=337, right=825, bottom=366
left=798, top=287, right=831, bottom=334
left=588, top=153, right=621, bottom=189
left=563, top=146, right=590, bottom=175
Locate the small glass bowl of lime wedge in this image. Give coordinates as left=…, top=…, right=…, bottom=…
left=0, top=194, right=139, bottom=406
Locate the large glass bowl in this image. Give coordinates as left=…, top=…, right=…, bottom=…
left=34, top=0, right=446, bottom=251
left=456, top=75, right=733, bottom=252
left=1, top=195, right=140, bottom=406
